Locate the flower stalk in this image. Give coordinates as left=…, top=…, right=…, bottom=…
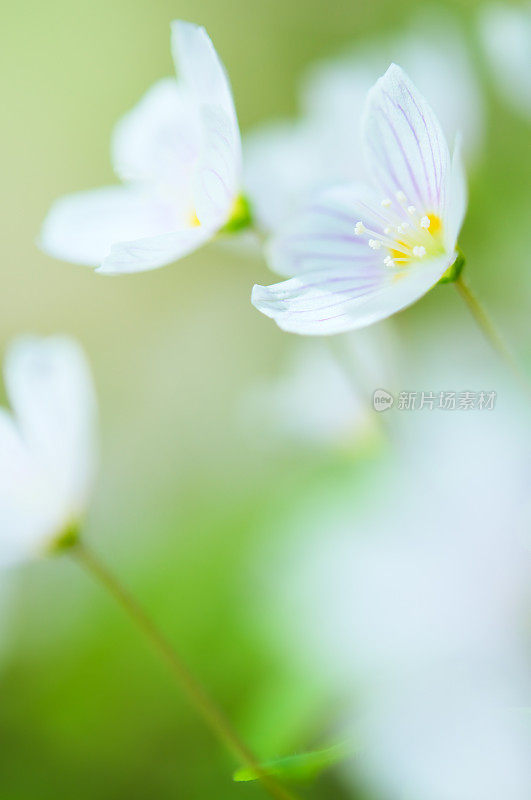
left=71, top=541, right=299, bottom=800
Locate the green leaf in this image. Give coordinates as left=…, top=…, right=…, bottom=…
left=233, top=742, right=348, bottom=785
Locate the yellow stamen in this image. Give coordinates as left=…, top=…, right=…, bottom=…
left=426, top=213, right=442, bottom=235
left=189, top=209, right=201, bottom=227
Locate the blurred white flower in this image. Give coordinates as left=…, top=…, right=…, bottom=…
left=241, top=327, right=398, bottom=450
left=252, top=64, right=467, bottom=335
left=244, top=10, right=483, bottom=232
left=40, top=22, right=246, bottom=274
left=479, top=3, right=531, bottom=121
left=242, top=343, right=372, bottom=450
left=262, top=400, right=531, bottom=799
left=0, top=336, right=96, bottom=568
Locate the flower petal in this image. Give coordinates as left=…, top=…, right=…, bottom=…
left=111, top=78, right=200, bottom=195
left=0, top=337, right=97, bottom=567
left=362, top=63, right=451, bottom=215
left=97, top=225, right=214, bottom=275
left=243, top=118, right=348, bottom=233
left=193, top=104, right=242, bottom=226
left=444, top=134, right=467, bottom=251
left=479, top=3, right=531, bottom=121
left=40, top=186, right=179, bottom=267
left=171, top=21, right=242, bottom=226
left=252, top=253, right=451, bottom=335
left=171, top=21, right=238, bottom=131
left=0, top=409, right=56, bottom=568
left=268, top=183, right=389, bottom=277
left=4, top=336, right=97, bottom=519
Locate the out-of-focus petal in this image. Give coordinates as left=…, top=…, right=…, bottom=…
left=301, top=14, right=484, bottom=166
left=5, top=337, right=97, bottom=518
left=479, top=3, right=531, bottom=121
left=97, top=225, right=214, bottom=275
left=362, top=63, right=451, bottom=215
left=111, top=78, right=200, bottom=193
left=0, top=337, right=97, bottom=568
left=0, top=409, right=55, bottom=568
left=243, top=118, right=350, bottom=232
left=241, top=341, right=377, bottom=449
left=252, top=253, right=450, bottom=336
left=445, top=135, right=467, bottom=251
left=359, top=672, right=531, bottom=800
left=40, top=186, right=180, bottom=267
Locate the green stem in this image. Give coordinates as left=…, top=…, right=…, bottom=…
left=455, top=275, right=531, bottom=397
left=72, top=542, right=300, bottom=800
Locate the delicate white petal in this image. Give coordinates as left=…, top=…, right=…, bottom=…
left=479, top=3, right=531, bottom=120
left=0, top=410, right=55, bottom=568
left=392, top=10, right=485, bottom=165
left=171, top=21, right=238, bottom=129
left=268, top=183, right=389, bottom=277
left=97, top=225, right=214, bottom=275
left=362, top=63, right=451, bottom=215
left=171, top=21, right=242, bottom=225
left=252, top=253, right=451, bottom=335
left=5, top=337, right=97, bottom=518
left=245, top=11, right=483, bottom=236
left=259, top=181, right=454, bottom=334
left=111, top=78, right=200, bottom=194
left=445, top=134, right=467, bottom=251
left=40, top=186, right=180, bottom=267
left=41, top=22, right=243, bottom=276
left=193, top=104, right=241, bottom=226
left=0, top=337, right=96, bottom=567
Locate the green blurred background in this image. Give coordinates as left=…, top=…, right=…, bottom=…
left=0, top=0, right=529, bottom=797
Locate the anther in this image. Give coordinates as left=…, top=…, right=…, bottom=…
left=383, top=256, right=395, bottom=267
left=381, top=198, right=392, bottom=208
left=407, top=205, right=416, bottom=215
left=420, top=216, right=430, bottom=229
left=412, top=246, right=426, bottom=258
left=396, top=191, right=406, bottom=203
left=354, top=221, right=365, bottom=236
left=368, top=239, right=382, bottom=250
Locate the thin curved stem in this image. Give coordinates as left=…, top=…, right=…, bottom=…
left=72, top=541, right=300, bottom=800
left=455, top=275, right=531, bottom=398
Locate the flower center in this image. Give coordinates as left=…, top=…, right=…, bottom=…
left=354, top=191, right=444, bottom=270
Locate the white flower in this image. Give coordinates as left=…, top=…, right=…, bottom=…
left=0, top=336, right=96, bottom=568
left=479, top=3, right=531, bottom=121
left=260, top=391, right=531, bottom=799
left=241, top=327, right=397, bottom=449
left=39, top=22, right=245, bottom=275
left=244, top=10, right=482, bottom=232
left=241, top=341, right=376, bottom=449
left=252, top=64, right=467, bottom=335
